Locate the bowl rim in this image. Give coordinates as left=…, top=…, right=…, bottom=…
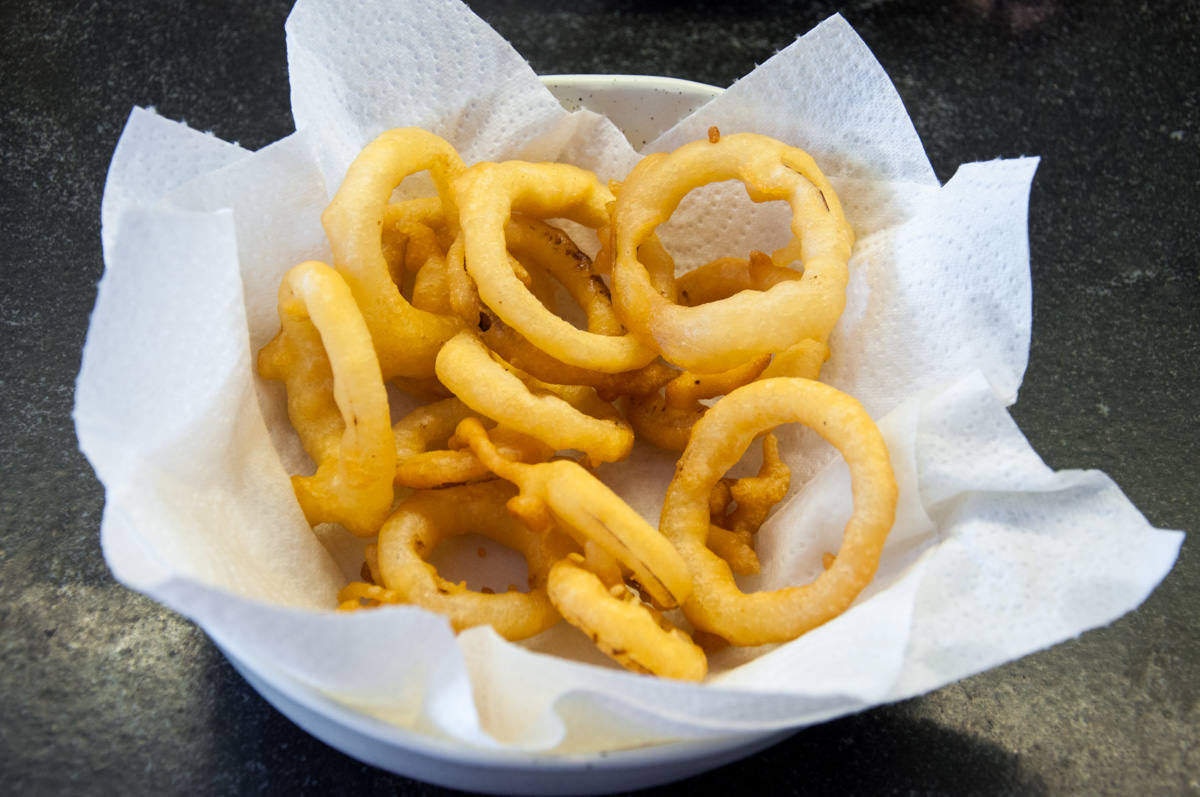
left=539, top=73, right=724, bottom=96
left=539, top=73, right=722, bottom=148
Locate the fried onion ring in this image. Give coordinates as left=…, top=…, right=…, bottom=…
left=454, top=161, right=659, bottom=373
left=612, top=133, right=854, bottom=373
left=337, top=580, right=403, bottom=611
left=478, top=312, right=677, bottom=402
left=392, top=397, right=553, bottom=488
left=758, top=338, right=830, bottom=380
left=625, top=355, right=771, bottom=452
left=704, top=433, right=791, bottom=575
left=434, top=331, right=634, bottom=465
left=444, top=217, right=675, bottom=398
left=676, top=250, right=800, bottom=307
left=661, top=378, right=897, bottom=646
left=257, top=261, right=395, bottom=537
left=548, top=555, right=707, bottom=681
left=322, top=128, right=465, bottom=380
left=723, top=432, right=791, bottom=534
left=374, top=480, right=568, bottom=640
left=454, top=417, right=691, bottom=610
left=505, top=215, right=623, bottom=336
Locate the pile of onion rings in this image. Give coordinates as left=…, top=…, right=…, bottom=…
left=257, top=125, right=897, bottom=680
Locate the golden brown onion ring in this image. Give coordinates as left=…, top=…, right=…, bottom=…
left=373, top=480, right=570, bottom=640
left=477, top=310, right=677, bottom=402
left=444, top=217, right=676, bottom=398
left=704, top=433, right=791, bottom=575
left=548, top=556, right=707, bottom=681
left=434, top=331, right=634, bottom=465
left=392, top=397, right=553, bottom=488
left=454, top=161, right=659, bottom=373
left=625, top=355, right=771, bottom=452
left=454, top=418, right=692, bottom=610
left=257, top=261, right=395, bottom=537
left=661, top=378, right=897, bottom=646
left=322, top=128, right=465, bottom=380
left=611, top=133, right=854, bottom=373
left=675, top=250, right=800, bottom=307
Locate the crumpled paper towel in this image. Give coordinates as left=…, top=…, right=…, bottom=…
left=76, top=0, right=1182, bottom=754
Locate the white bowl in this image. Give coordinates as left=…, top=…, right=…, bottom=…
left=224, top=644, right=790, bottom=794
left=221, top=75, right=794, bottom=796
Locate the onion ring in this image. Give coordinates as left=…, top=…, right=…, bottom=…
left=723, top=432, right=791, bottom=534
left=477, top=309, right=677, bottom=402
left=675, top=250, right=800, bottom=307
left=257, top=261, right=396, bottom=537
left=336, top=580, right=403, bottom=611
left=322, top=128, right=465, bottom=380
left=660, top=378, right=897, bottom=645
left=625, top=355, right=771, bottom=452
left=454, top=417, right=692, bottom=610
left=704, top=433, right=791, bottom=575
left=505, top=215, right=623, bottom=336
left=434, top=330, right=634, bottom=465
left=382, top=195, right=447, bottom=232
left=445, top=216, right=675, bottom=398
left=758, top=338, right=829, bottom=380
left=454, top=161, right=659, bottom=373
left=392, top=397, right=553, bottom=488
left=403, top=226, right=454, bottom=316
left=548, top=556, right=707, bottom=681
left=372, top=480, right=569, bottom=640
left=611, top=133, right=854, bottom=373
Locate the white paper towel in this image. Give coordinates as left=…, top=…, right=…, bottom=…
left=77, top=0, right=1182, bottom=754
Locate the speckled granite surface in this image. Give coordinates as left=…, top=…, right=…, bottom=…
left=1, top=0, right=1196, bottom=793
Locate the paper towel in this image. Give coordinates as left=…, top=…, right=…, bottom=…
left=76, top=0, right=1182, bottom=754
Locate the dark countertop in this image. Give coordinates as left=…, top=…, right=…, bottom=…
left=2, top=0, right=1196, bottom=793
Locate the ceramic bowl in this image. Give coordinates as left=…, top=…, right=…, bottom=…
left=222, top=74, right=795, bottom=796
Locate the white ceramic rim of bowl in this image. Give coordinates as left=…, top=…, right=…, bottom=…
left=540, top=73, right=723, bottom=149
left=221, top=74, right=795, bottom=796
